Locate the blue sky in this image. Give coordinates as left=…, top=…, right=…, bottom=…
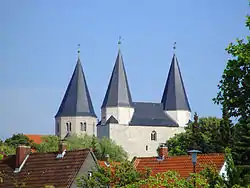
left=0, top=1, right=249, bottom=139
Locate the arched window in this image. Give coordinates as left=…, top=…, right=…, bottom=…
left=151, top=131, right=157, bottom=141
left=84, top=122, right=87, bottom=131
left=80, top=122, right=87, bottom=131
left=66, top=122, right=71, bottom=132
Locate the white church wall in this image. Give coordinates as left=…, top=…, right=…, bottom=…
left=165, top=110, right=191, bottom=127
left=101, top=107, right=134, bottom=125
left=108, top=124, right=185, bottom=160
left=56, top=116, right=97, bottom=139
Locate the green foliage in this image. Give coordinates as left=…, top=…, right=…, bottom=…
left=127, top=171, right=209, bottom=188
left=77, top=160, right=147, bottom=187
left=97, top=137, right=128, bottom=161
left=0, top=143, right=15, bottom=155
left=4, top=134, right=34, bottom=148
left=213, top=6, right=250, bottom=186
left=166, top=115, right=229, bottom=156
left=213, top=15, right=250, bottom=120
left=35, top=135, right=60, bottom=153
left=199, top=165, right=225, bottom=188
left=35, top=134, right=127, bottom=162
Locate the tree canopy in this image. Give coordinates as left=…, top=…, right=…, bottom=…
left=35, top=134, right=128, bottom=162
left=213, top=6, right=250, bottom=186
left=165, top=115, right=233, bottom=156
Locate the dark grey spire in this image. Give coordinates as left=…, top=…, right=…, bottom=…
left=161, top=53, right=191, bottom=111
left=101, top=49, right=133, bottom=108
left=55, top=54, right=96, bottom=118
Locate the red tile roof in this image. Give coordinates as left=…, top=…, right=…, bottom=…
left=98, top=160, right=120, bottom=172
left=25, top=134, right=46, bottom=145
left=0, top=149, right=93, bottom=188
left=133, top=153, right=225, bottom=178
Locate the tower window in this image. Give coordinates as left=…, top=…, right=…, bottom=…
left=66, top=122, right=71, bottom=132
left=146, top=145, right=148, bottom=151
left=80, top=122, right=87, bottom=131
left=151, top=131, right=157, bottom=141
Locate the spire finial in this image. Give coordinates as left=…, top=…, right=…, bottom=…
left=77, top=44, right=80, bottom=58
left=118, top=36, right=122, bottom=49
left=173, top=42, right=176, bottom=53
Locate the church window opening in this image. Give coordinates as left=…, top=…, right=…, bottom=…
left=80, top=122, right=87, bottom=131
left=146, top=145, right=148, bottom=151
left=151, top=131, right=157, bottom=141
left=66, top=122, right=71, bottom=132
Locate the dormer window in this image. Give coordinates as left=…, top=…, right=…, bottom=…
left=66, top=122, right=71, bottom=132
left=80, top=122, right=87, bottom=131
left=151, top=131, right=157, bottom=141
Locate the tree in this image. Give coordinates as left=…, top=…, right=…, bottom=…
left=213, top=4, right=250, bottom=186
left=35, top=135, right=60, bottom=153
left=4, top=134, right=34, bottom=148
left=166, top=115, right=225, bottom=156
left=126, top=171, right=209, bottom=188
left=76, top=160, right=148, bottom=187
left=35, top=134, right=128, bottom=162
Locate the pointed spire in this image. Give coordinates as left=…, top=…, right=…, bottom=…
left=55, top=46, right=96, bottom=118
left=161, top=49, right=191, bottom=112
left=101, top=45, right=133, bottom=108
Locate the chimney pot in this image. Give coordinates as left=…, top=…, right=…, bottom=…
left=159, top=146, right=168, bottom=158
left=16, top=145, right=31, bottom=168
left=59, top=142, right=67, bottom=153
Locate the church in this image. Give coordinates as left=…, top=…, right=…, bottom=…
left=54, top=43, right=191, bottom=159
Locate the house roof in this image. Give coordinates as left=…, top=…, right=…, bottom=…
left=133, top=153, right=225, bottom=178
left=0, top=149, right=93, bottom=188
left=25, top=134, right=45, bottom=144
left=98, top=160, right=120, bottom=172
left=55, top=57, right=96, bottom=118
left=129, top=102, right=178, bottom=126
left=161, top=53, right=191, bottom=112
left=101, top=49, right=133, bottom=108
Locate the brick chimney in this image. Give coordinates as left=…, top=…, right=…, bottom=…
left=159, top=146, right=168, bottom=158
left=59, top=142, right=67, bottom=153
left=15, top=145, right=31, bottom=169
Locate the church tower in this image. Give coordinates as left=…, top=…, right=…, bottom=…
left=161, top=48, right=191, bottom=127
left=101, top=42, right=134, bottom=125
left=55, top=47, right=97, bottom=139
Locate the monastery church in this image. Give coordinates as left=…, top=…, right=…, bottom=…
left=55, top=44, right=191, bottom=159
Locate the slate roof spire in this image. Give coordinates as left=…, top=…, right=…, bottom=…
left=55, top=45, right=96, bottom=118
left=161, top=44, right=191, bottom=111
left=101, top=38, right=133, bottom=108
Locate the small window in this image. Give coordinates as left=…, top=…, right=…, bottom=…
left=151, top=131, right=157, bottom=141
left=88, top=171, right=92, bottom=179
left=66, top=122, right=71, bottom=132
left=146, top=145, right=148, bottom=151
left=80, top=122, right=87, bottom=131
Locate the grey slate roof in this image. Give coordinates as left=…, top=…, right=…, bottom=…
left=129, top=102, right=178, bottom=126
left=106, top=115, right=118, bottom=124
left=161, top=54, right=191, bottom=112
left=55, top=58, right=96, bottom=118
left=101, top=49, right=133, bottom=108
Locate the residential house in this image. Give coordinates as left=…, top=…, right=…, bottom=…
left=133, top=146, right=226, bottom=179
left=0, top=143, right=98, bottom=188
